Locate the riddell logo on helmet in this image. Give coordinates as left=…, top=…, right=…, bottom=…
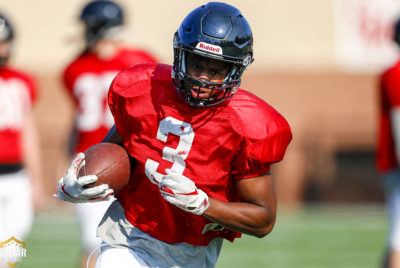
left=196, top=42, right=223, bottom=55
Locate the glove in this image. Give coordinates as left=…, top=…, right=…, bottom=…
left=159, top=169, right=209, bottom=215
left=54, top=153, right=113, bottom=203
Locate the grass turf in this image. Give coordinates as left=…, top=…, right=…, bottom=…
left=15, top=204, right=386, bottom=268
left=217, top=204, right=387, bottom=268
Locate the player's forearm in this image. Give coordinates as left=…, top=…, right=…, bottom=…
left=203, top=197, right=276, bottom=238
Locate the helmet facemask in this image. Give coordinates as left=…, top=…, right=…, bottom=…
left=172, top=34, right=251, bottom=107
left=84, top=22, right=124, bottom=48
left=80, top=0, right=124, bottom=49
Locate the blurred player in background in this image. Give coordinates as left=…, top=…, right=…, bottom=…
left=376, top=18, right=400, bottom=268
left=0, top=12, right=44, bottom=267
left=61, top=0, right=157, bottom=267
left=57, top=2, right=292, bottom=267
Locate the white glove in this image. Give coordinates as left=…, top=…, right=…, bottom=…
left=54, top=153, right=113, bottom=203
left=159, top=169, right=209, bottom=215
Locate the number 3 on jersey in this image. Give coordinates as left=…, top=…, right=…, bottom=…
left=145, top=117, right=195, bottom=185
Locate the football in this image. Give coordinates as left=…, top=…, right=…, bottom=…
left=78, top=142, right=131, bottom=194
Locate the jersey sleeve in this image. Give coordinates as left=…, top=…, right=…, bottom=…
left=229, top=95, right=292, bottom=179
left=62, top=63, right=76, bottom=95
left=25, top=74, right=38, bottom=105
left=231, top=126, right=292, bottom=179
left=108, top=64, right=157, bottom=139
left=17, top=70, right=38, bottom=106
left=383, top=67, right=400, bottom=107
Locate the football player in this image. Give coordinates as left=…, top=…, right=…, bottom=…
left=56, top=2, right=292, bottom=267
left=61, top=1, right=157, bottom=267
left=376, top=17, right=400, bottom=268
left=0, top=13, right=44, bottom=268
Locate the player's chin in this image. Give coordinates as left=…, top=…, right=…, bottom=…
left=190, top=87, right=221, bottom=99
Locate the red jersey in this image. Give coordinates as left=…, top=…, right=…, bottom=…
left=63, top=47, right=157, bottom=153
left=0, top=67, right=37, bottom=163
left=377, top=60, right=400, bottom=173
left=109, top=63, right=292, bottom=246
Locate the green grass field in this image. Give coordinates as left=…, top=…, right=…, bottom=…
left=16, top=204, right=387, bottom=268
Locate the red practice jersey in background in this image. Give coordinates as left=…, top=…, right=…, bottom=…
left=0, top=67, right=37, bottom=163
left=63, top=48, right=157, bottom=153
left=109, top=63, right=292, bottom=246
left=377, top=60, right=400, bottom=173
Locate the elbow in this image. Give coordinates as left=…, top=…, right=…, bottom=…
left=251, top=209, right=277, bottom=238
left=253, top=222, right=275, bottom=238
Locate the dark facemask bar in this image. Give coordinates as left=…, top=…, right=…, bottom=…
left=173, top=47, right=242, bottom=107
left=186, top=76, right=233, bottom=106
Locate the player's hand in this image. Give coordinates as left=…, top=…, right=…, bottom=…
left=54, top=153, right=113, bottom=203
left=159, top=169, right=209, bottom=215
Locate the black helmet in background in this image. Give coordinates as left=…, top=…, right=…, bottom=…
left=80, top=0, right=124, bottom=48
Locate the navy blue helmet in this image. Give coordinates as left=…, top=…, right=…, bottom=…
left=80, top=0, right=124, bottom=47
left=172, top=2, right=254, bottom=107
left=0, top=14, right=13, bottom=42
